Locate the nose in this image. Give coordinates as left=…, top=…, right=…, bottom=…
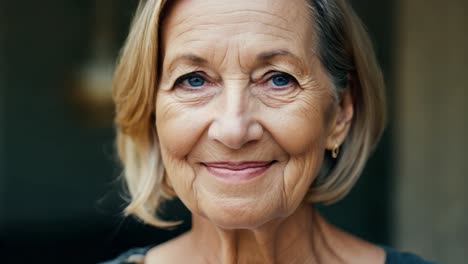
left=207, top=89, right=263, bottom=150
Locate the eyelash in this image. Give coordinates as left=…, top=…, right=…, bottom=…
left=174, top=72, right=209, bottom=90
left=262, top=71, right=298, bottom=90
left=173, top=71, right=298, bottom=91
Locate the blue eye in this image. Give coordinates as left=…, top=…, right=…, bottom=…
left=187, top=75, right=205, bottom=87
left=271, top=73, right=291, bottom=87
left=176, top=73, right=206, bottom=89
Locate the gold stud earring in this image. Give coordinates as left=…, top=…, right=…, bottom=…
left=332, top=142, right=340, bottom=159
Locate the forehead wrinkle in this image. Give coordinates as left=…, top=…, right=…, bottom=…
left=187, top=20, right=293, bottom=37
left=162, top=0, right=314, bottom=42
left=162, top=24, right=297, bottom=70
left=228, top=31, right=294, bottom=43
left=214, top=9, right=288, bottom=23
left=172, top=32, right=299, bottom=71
left=168, top=3, right=291, bottom=28
left=161, top=0, right=316, bottom=77
left=176, top=30, right=295, bottom=48
left=164, top=5, right=302, bottom=40
left=166, top=26, right=210, bottom=47
left=166, top=21, right=296, bottom=47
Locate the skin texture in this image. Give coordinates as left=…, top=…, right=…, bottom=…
left=150, top=0, right=383, bottom=263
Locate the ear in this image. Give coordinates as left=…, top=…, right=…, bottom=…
left=326, top=86, right=354, bottom=150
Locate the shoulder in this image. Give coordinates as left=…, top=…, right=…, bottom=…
left=98, top=246, right=152, bottom=264
left=383, top=246, right=436, bottom=264
left=99, top=233, right=195, bottom=264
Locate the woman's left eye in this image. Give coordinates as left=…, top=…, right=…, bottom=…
left=268, top=73, right=295, bottom=88
left=175, top=72, right=207, bottom=90
left=186, top=75, right=205, bottom=87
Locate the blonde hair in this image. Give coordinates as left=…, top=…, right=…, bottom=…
left=113, top=0, right=386, bottom=227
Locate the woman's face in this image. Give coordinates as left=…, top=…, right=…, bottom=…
left=156, top=0, right=342, bottom=229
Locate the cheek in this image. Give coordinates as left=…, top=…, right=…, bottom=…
left=262, top=97, right=330, bottom=206
left=155, top=96, right=212, bottom=207
left=156, top=96, right=212, bottom=159
left=282, top=145, right=325, bottom=207
left=264, top=100, right=328, bottom=156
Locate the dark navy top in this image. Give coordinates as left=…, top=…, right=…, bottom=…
left=99, top=245, right=435, bottom=264
left=382, top=246, right=435, bottom=264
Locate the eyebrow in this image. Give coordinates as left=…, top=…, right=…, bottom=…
left=256, top=50, right=300, bottom=62
left=165, top=50, right=304, bottom=77
left=166, top=54, right=208, bottom=73
left=256, top=50, right=305, bottom=71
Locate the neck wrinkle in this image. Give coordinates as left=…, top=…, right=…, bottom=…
left=189, top=204, right=334, bottom=264
left=314, top=212, right=347, bottom=264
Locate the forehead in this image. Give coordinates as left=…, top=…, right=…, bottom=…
left=162, top=0, right=311, bottom=26
left=160, top=0, right=314, bottom=63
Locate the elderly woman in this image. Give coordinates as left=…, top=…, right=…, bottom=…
left=103, top=0, right=433, bottom=263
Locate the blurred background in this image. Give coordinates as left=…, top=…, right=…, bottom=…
left=0, top=0, right=466, bottom=263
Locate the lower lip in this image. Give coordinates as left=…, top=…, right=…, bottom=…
left=204, top=163, right=273, bottom=182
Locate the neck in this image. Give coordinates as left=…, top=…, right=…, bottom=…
left=187, top=203, right=343, bottom=264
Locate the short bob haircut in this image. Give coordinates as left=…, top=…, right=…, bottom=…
left=113, top=0, right=386, bottom=227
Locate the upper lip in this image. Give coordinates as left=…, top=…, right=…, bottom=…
left=202, top=161, right=275, bottom=170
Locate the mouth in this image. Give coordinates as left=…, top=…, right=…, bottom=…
left=202, top=161, right=276, bottom=182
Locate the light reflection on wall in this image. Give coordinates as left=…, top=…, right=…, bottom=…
left=70, top=0, right=115, bottom=127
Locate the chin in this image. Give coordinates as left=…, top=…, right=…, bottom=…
left=199, top=197, right=282, bottom=230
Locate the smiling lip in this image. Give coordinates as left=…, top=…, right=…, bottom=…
left=203, top=161, right=275, bottom=182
